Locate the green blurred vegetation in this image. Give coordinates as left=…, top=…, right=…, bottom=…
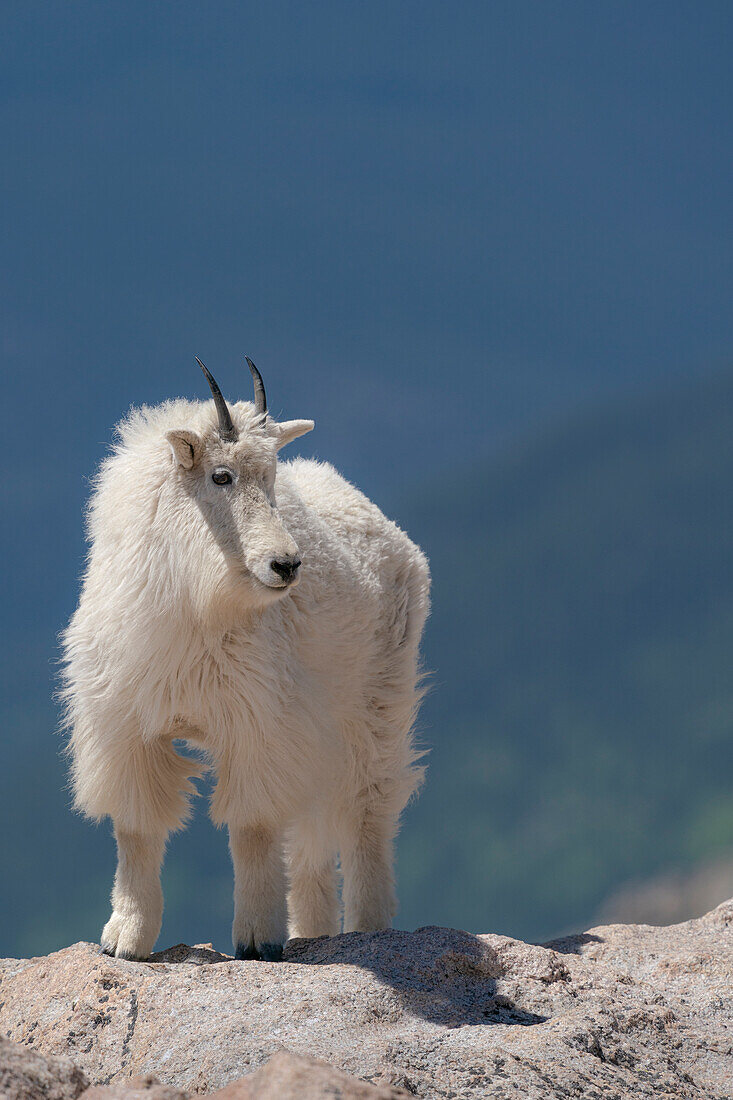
left=3, top=371, right=733, bottom=955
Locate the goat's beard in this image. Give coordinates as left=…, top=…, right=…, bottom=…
left=198, top=564, right=293, bottom=625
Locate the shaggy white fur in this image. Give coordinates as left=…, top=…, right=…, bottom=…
left=61, top=392, right=430, bottom=960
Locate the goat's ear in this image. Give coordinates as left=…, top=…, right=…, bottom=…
left=166, top=429, right=202, bottom=470
left=275, top=419, right=315, bottom=450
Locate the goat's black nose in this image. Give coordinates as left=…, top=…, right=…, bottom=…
left=270, top=557, right=301, bottom=583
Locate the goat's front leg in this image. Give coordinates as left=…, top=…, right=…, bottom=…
left=229, top=825, right=287, bottom=961
left=101, top=828, right=166, bottom=961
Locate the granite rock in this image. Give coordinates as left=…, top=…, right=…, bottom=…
left=1, top=900, right=732, bottom=1098
left=0, top=1035, right=88, bottom=1100
left=80, top=1073, right=190, bottom=1099
left=207, top=1050, right=411, bottom=1098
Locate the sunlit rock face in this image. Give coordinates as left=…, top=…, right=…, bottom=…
left=1, top=900, right=732, bottom=1098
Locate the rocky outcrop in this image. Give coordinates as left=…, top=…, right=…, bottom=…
left=0, top=1037, right=88, bottom=1100
left=1, top=900, right=732, bottom=1098
left=0, top=1045, right=404, bottom=1100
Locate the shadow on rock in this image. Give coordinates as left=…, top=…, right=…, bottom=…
left=149, top=944, right=232, bottom=966
left=283, top=926, right=551, bottom=1029
left=541, top=932, right=604, bottom=955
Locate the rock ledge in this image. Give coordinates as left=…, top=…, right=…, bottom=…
left=1, top=899, right=732, bottom=1098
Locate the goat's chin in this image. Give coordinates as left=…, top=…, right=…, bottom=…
left=206, top=569, right=292, bottom=621
left=249, top=579, right=294, bottom=607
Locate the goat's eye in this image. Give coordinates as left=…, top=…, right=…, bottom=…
left=212, top=468, right=233, bottom=486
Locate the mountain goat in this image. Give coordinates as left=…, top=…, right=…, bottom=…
left=62, top=357, right=430, bottom=961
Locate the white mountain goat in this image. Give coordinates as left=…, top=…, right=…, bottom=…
left=62, top=357, right=430, bottom=961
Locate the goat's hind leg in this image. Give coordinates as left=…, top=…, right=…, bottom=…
left=287, top=824, right=339, bottom=940
left=340, top=802, right=399, bottom=933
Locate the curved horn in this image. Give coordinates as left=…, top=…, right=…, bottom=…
left=195, top=357, right=237, bottom=442
left=245, top=356, right=267, bottom=419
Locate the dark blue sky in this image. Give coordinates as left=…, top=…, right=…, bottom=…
left=2, top=1, right=732, bottom=651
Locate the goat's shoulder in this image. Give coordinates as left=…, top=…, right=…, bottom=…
left=277, top=458, right=387, bottom=532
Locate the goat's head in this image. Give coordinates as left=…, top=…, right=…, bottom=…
left=163, top=357, right=313, bottom=615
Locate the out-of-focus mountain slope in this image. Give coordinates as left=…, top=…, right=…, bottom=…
left=398, top=369, right=733, bottom=938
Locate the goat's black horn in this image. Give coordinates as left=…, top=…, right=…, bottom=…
left=195, top=357, right=237, bottom=442
left=245, top=356, right=267, bottom=419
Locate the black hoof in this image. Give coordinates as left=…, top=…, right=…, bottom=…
left=258, top=942, right=284, bottom=962
left=235, top=941, right=284, bottom=962
left=235, top=941, right=259, bottom=960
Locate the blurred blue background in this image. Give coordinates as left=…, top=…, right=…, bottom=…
left=2, top=1, right=733, bottom=956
